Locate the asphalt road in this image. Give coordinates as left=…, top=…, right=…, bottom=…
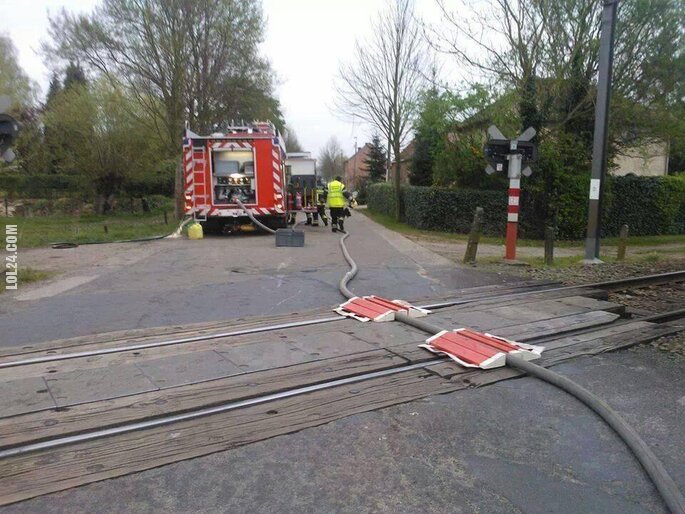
left=0, top=212, right=520, bottom=347
left=2, top=212, right=682, bottom=513
left=6, top=347, right=683, bottom=514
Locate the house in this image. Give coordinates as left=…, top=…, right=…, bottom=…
left=343, top=143, right=373, bottom=187
left=612, top=142, right=669, bottom=176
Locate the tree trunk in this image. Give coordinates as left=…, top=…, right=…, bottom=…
left=175, top=157, right=184, bottom=220
left=393, top=142, right=402, bottom=221
left=95, top=194, right=105, bottom=215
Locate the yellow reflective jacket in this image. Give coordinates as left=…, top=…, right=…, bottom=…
left=327, top=180, right=346, bottom=208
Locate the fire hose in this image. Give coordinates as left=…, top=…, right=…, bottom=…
left=338, top=232, right=685, bottom=514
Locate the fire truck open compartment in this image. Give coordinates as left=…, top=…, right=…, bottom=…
left=211, top=149, right=257, bottom=205
left=183, top=122, right=288, bottom=232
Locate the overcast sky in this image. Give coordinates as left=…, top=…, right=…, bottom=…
left=1, top=0, right=454, bottom=158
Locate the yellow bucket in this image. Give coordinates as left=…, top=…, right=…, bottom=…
left=188, top=222, right=204, bottom=240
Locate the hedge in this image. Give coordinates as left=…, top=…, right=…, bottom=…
left=0, top=172, right=174, bottom=198
left=367, top=175, right=685, bottom=239
left=0, top=174, right=80, bottom=197
left=603, top=175, right=685, bottom=236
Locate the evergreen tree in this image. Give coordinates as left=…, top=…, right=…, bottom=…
left=45, top=72, right=62, bottom=107
left=364, top=135, right=386, bottom=182
left=63, top=62, right=87, bottom=90
left=44, top=73, right=63, bottom=174
left=409, top=89, right=443, bottom=186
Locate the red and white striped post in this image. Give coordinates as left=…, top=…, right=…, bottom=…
left=505, top=153, right=523, bottom=261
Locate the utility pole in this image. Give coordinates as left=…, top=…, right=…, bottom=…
left=583, top=0, right=619, bottom=263
left=352, top=137, right=358, bottom=183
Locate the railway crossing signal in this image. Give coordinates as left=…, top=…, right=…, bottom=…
left=0, top=96, right=19, bottom=164
left=484, top=125, right=537, bottom=261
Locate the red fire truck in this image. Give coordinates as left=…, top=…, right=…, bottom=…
left=182, top=122, right=288, bottom=231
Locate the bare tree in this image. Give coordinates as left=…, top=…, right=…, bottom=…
left=283, top=126, right=304, bottom=153
left=336, top=0, right=427, bottom=220
left=318, top=137, right=346, bottom=181
left=44, top=0, right=281, bottom=152
left=427, top=0, right=685, bottom=142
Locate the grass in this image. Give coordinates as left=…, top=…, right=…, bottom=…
left=1, top=212, right=175, bottom=249
left=360, top=209, right=685, bottom=249
left=0, top=267, right=54, bottom=294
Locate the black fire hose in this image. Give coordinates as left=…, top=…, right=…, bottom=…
left=234, top=199, right=277, bottom=234
left=338, top=232, right=358, bottom=299
left=51, top=216, right=192, bottom=249
left=339, top=234, right=685, bottom=514
left=507, top=355, right=685, bottom=514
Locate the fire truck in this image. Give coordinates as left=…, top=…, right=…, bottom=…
left=182, top=122, right=288, bottom=231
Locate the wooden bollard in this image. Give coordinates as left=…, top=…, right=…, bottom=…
left=163, top=211, right=168, bottom=225
left=463, top=207, right=484, bottom=264
left=104, top=224, right=109, bottom=234
left=544, top=226, right=554, bottom=265
left=617, top=224, right=629, bottom=261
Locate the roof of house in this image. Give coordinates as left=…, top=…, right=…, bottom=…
left=343, top=143, right=373, bottom=165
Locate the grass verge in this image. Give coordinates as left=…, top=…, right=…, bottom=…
left=1, top=212, right=175, bottom=249
left=361, top=208, right=685, bottom=249
left=1, top=268, right=54, bottom=294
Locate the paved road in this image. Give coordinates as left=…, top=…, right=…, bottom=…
left=6, top=347, right=683, bottom=514
left=0, top=212, right=520, bottom=347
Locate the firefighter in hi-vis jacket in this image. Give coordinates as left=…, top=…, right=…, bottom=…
left=327, top=176, right=350, bottom=233
left=306, top=182, right=329, bottom=227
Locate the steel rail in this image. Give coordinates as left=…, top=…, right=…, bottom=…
left=0, top=316, right=344, bottom=370
left=0, top=359, right=444, bottom=459
left=422, top=269, right=685, bottom=309
left=1, top=270, right=682, bottom=370
left=0, top=284, right=555, bottom=370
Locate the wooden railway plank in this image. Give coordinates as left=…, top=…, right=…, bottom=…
left=427, top=321, right=684, bottom=383
left=0, top=349, right=408, bottom=449
left=0, top=292, right=614, bottom=383
left=0, top=285, right=593, bottom=362
left=0, top=307, right=625, bottom=444
left=2, top=316, right=676, bottom=507
left=0, top=369, right=459, bottom=506
left=1, top=321, right=681, bottom=505
left=492, top=311, right=620, bottom=340
left=387, top=311, right=624, bottom=363
left=0, top=308, right=339, bottom=359
left=438, top=288, right=609, bottom=313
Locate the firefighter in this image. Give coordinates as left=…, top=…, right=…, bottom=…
left=327, top=175, right=349, bottom=233
left=314, top=182, right=328, bottom=226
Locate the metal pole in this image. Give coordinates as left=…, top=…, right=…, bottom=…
left=505, top=154, right=522, bottom=261
left=584, top=0, right=619, bottom=263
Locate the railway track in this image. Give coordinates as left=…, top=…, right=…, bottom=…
left=0, top=270, right=683, bottom=507
left=1, top=270, right=683, bottom=371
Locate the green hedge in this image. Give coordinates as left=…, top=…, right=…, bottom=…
left=0, top=171, right=174, bottom=198
left=368, top=175, right=685, bottom=239
left=0, top=173, right=80, bottom=197
left=403, top=186, right=507, bottom=234
left=604, top=175, right=685, bottom=235
left=367, top=183, right=398, bottom=219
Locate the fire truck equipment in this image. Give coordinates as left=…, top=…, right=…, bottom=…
left=187, top=222, right=204, bottom=240
left=183, top=122, right=288, bottom=232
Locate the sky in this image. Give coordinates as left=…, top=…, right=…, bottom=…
left=0, top=0, right=454, bottom=158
